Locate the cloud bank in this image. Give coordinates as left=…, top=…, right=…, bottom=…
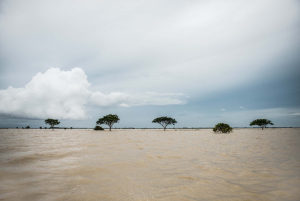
left=0, top=0, right=299, bottom=96
left=0, top=68, right=185, bottom=119
left=0, top=0, right=299, bottom=127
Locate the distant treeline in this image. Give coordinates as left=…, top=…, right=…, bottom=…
left=2, top=126, right=298, bottom=129
left=6, top=116, right=282, bottom=133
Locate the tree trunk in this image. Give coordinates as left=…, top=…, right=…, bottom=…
left=109, top=126, right=112, bottom=131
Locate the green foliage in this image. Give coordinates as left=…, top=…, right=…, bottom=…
left=25, top=125, right=30, bottom=129
left=250, top=119, right=273, bottom=130
left=213, top=123, right=232, bottom=133
left=152, top=116, right=177, bottom=131
left=94, top=125, right=104, bottom=130
left=96, top=114, right=120, bottom=131
left=45, top=118, right=60, bottom=129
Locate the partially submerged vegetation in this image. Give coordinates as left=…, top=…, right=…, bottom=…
left=11, top=117, right=275, bottom=131
left=96, top=114, right=120, bottom=131
left=213, top=123, right=232, bottom=133
left=45, top=119, right=60, bottom=129
left=250, top=119, right=274, bottom=130
left=94, top=125, right=104, bottom=130
left=152, top=116, right=177, bottom=131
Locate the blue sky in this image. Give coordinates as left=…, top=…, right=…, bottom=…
left=0, top=0, right=299, bottom=128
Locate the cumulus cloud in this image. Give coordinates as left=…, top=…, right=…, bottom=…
left=0, top=68, right=89, bottom=119
left=0, top=68, right=186, bottom=119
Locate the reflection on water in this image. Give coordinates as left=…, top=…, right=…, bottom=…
left=0, top=128, right=299, bottom=201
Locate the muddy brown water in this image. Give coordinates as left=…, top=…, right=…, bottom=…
left=0, top=128, right=299, bottom=201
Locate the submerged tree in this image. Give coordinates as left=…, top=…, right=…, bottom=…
left=250, top=119, right=273, bottom=130
left=45, top=119, right=60, bottom=129
left=213, top=123, right=232, bottom=133
left=96, top=114, right=119, bottom=131
left=152, top=116, right=177, bottom=131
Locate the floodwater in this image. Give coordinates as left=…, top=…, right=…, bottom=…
left=0, top=128, right=300, bottom=201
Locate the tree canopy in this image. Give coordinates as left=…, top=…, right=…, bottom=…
left=45, top=118, right=60, bottom=129
left=250, top=119, right=273, bottom=130
left=96, top=114, right=119, bottom=131
left=213, top=123, right=232, bottom=133
left=152, top=116, right=177, bottom=131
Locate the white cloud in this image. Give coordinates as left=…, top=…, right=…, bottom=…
left=0, top=68, right=186, bottom=119
left=0, top=0, right=299, bottom=127
left=0, top=0, right=299, bottom=96
left=0, top=68, right=89, bottom=119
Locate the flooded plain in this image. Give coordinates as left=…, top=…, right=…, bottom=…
left=0, top=128, right=299, bottom=201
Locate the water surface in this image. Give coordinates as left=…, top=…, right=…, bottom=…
left=0, top=128, right=299, bottom=201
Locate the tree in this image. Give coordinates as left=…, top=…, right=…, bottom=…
left=213, top=123, right=232, bottom=133
left=45, top=118, right=60, bottom=129
left=152, top=116, right=177, bottom=131
left=250, top=119, right=273, bottom=130
left=96, top=114, right=119, bottom=131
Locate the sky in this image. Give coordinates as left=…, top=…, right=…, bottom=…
left=0, top=0, right=300, bottom=128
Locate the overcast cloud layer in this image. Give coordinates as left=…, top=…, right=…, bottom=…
left=0, top=0, right=299, bottom=127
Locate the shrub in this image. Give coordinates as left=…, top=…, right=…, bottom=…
left=213, top=123, right=232, bottom=133
left=94, top=126, right=104, bottom=130
left=25, top=125, right=30, bottom=129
